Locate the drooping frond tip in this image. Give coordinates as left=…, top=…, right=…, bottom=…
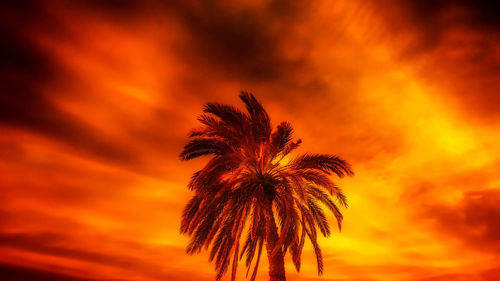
left=292, top=153, right=354, bottom=177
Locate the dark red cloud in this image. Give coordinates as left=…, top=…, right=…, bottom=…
left=0, top=231, right=212, bottom=281
left=405, top=186, right=500, bottom=252
left=432, top=189, right=500, bottom=250
left=370, top=0, right=500, bottom=121
left=0, top=2, right=140, bottom=164
left=0, top=264, right=111, bottom=281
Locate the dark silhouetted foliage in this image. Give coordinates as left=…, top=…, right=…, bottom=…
left=180, top=92, right=353, bottom=281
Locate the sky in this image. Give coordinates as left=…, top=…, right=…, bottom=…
left=1, top=0, right=500, bottom=280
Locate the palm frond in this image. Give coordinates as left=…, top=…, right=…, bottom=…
left=281, top=139, right=302, bottom=157
left=271, top=121, right=293, bottom=153
left=179, top=138, right=230, bottom=161
left=305, top=227, right=324, bottom=275
left=249, top=239, right=264, bottom=281
left=307, top=185, right=344, bottom=230
left=307, top=196, right=330, bottom=237
left=203, top=102, right=248, bottom=126
left=292, top=153, right=354, bottom=177
left=239, top=91, right=271, bottom=142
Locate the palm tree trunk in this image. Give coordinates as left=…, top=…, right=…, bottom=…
left=265, top=216, right=286, bottom=281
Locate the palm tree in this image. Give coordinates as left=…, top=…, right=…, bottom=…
left=179, top=92, right=353, bottom=281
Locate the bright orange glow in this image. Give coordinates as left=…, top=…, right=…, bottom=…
left=1, top=1, right=499, bottom=280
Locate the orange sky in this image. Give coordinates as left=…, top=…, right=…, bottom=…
left=1, top=1, right=500, bottom=280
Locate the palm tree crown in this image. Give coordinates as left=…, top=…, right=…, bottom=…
left=179, top=92, right=353, bottom=281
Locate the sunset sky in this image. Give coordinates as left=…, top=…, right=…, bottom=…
left=1, top=1, right=500, bottom=280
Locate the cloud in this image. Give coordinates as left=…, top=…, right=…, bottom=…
left=368, top=0, right=500, bottom=121
left=1, top=1, right=500, bottom=281
left=0, top=231, right=211, bottom=281
left=167, top=0, right=308, bottom=81
left=403, top=181, right=500, bottom=253
left=0, top=263, right=108, bottom=281
left=0, top=3, right=139, bottom=165
left=424, top=189, right=500, bottom=251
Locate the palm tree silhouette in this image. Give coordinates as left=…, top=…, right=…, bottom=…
left=179, top=92, right=353, bottom=281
